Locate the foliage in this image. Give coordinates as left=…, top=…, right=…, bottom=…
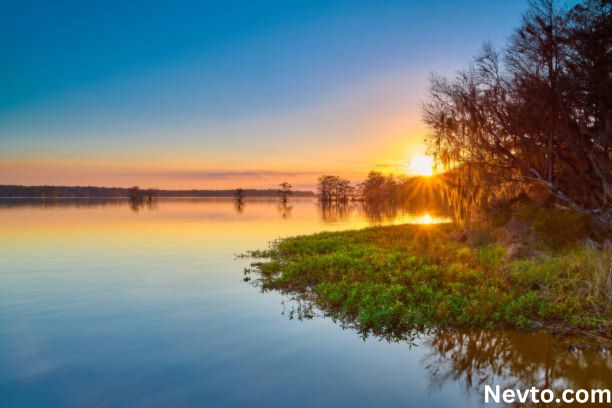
left=512, top=204, right=594, bottom=249
left=423, top=0, right=611, bottom=224
left=246, top=209, right=611, bottom=339
left=317, top=175, right=354, bottom=203
left=316, top=172, right=447, bottom=212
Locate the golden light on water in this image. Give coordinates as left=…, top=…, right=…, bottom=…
left=407, top=154, right=434, bottom=176
left=389, top=212, right=452, bottom=225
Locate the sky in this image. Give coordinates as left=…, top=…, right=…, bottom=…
left=0, top=0, right=527, bottom=190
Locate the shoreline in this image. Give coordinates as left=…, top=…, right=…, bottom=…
left=246, top=208, right=611, bottom=344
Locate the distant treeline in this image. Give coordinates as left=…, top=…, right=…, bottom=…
left=0, top=185, right=315, bottom=198
left=317, top=172, right=448, bottom=210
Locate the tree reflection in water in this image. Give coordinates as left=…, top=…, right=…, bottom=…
left=424, top=329, right=611, bottom=406
left=254, top=294, right=610, bottom=407
left=318, top=202, right=356, bottom=224
left=234, top=199, right=245, bottom=214
left=129, top=197, right=158, bottom=212
left=318, top=201, right=451, bottom=225
left=277, top=201, right=293, bottom=219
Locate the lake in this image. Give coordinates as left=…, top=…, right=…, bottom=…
left=0, top=198, right=609, bottom=407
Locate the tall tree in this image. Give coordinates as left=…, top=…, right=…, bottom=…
left=423, top=0, right=611, bottom=225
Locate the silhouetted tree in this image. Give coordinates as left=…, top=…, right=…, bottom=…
left=277, top=182, right=293, bottom=204
left=361, top=172, right=391, bottom=203
left=145, top=188, right=157, bottom=203
left=128, top=186, right=142, bottom=201
left=127, top=186, right=157, bottom=211
left=317, top=175, right=353, bottom=203
left=234, top=188, right=245, bottom=201
left=233, top=188, right=246, bottom=213
left=423, top=0, right=611, bottom=226
left=317, top=172, right=446, bottom=214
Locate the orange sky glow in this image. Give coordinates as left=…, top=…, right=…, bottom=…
left=0, top=1, right=523, bottom=191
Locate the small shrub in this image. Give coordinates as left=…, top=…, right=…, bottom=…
left=514, top=205, right=592, bottom=249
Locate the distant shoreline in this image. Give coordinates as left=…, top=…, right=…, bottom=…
left=0, top=196, right=316, bottom=199
left=0, top=185, right=315, bottom=198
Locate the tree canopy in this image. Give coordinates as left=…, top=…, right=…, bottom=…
left=423, top=0, right=611, bottom=225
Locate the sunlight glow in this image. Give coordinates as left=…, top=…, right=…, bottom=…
left=418, top=213, right=432, bottom=224
left=407, top=154, right=434, bottom=176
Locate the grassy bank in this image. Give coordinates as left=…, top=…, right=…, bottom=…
left=246, top=206, right=611, bottom=340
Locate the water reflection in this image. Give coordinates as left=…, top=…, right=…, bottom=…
left=261, top=296, right=611, bottom=407
left=277, top=201, right=293, bottom=219
left=129, top=198, right=158, bottom=212
left=0, top=197, right=608, bottom=407
left=0, top=197, right=127, bottom=209
left=318, top=202, right=355, bottom=223
left=424, top=329, right=611, bottom=406
left=234, top=199, right=245, bottom=213
left=318, top=201, right=452, bottom=225
left=0, top=198, right=452, bottom=226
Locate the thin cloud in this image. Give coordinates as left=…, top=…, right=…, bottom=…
left=119, top=170, right=322, bottom=180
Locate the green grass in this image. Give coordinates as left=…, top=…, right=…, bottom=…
left=246, top=209, right=611, bottom=340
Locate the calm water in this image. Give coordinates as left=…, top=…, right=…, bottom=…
left=0, top=198, right=609, bottom=407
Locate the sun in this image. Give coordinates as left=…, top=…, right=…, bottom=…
left=418, top=213, right=432, bottom=224
left=407, top=154, right=434, bottom=176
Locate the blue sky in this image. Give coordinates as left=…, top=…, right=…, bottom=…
left=0, top=0, right=527, bottom=188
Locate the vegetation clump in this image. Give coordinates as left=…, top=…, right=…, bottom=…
left=246, top=205, right=611, bottom=340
